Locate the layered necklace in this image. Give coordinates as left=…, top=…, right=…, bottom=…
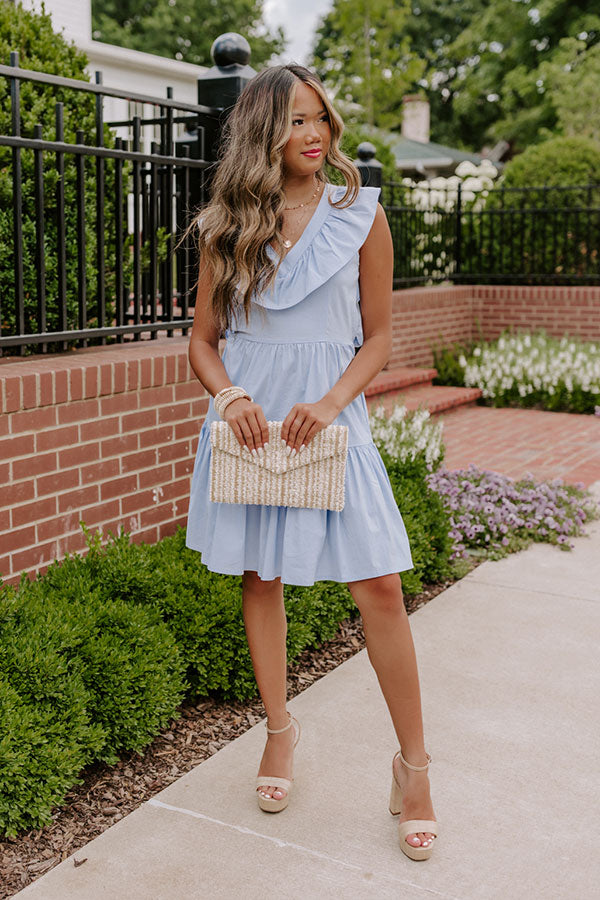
left=280, top=177, right=322, bottom=250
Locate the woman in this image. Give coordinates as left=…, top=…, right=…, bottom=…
left=185, top=63, right=438, bottom=861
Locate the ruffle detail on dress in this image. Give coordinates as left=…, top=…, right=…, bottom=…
left=255, top=184, right=381, bottom=310
left=185, top=431, right=413, bottom=586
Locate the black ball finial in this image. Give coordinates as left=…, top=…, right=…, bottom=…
left=357, top=141, right=377, bottom=162
left=211, top=33, right=251, bottom=68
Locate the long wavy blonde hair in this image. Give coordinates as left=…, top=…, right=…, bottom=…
left=192, top=63, right=361, bottom=334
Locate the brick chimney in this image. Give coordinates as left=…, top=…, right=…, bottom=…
left=401, top=95, right=430, bottom=143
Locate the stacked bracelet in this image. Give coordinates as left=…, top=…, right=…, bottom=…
left=214, top=385, right=253, bottom=419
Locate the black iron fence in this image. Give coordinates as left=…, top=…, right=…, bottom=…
left=2, top=45, right=599, bottom=356
left=381, top=180, right=600, bottom=289
left=0, top=51, right=230, bottom=356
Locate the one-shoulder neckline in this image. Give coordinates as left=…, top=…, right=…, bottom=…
left=267, top=181, right=333, bottom=270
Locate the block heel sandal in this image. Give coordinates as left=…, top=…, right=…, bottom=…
left=256, top=711, right=301, bottom=813
left=389, top=748, right=439, bottom=861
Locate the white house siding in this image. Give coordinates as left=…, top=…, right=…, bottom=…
left=21, top=0, right=209, bottom=148
left=21, top=0, right=92, bottom=44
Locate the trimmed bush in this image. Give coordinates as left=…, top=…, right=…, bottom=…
left=75, top=526, right=359, bottom=702
left=377, top=454, right=454, bottom=595
left=0, top=575, right=187, bottom=836
left=0, top=585, right=104, bottom=838
left=495, top=136, right=600, bottom=195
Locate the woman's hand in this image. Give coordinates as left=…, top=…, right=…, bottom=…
left=281, top=399, right=340, bottom=454
left=223, top=398, right=269, bottom=453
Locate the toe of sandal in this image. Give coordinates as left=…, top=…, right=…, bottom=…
left=398, top=819, right=439, bottom=861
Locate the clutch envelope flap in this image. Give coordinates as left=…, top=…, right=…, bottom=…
left=209, top=420, right=348, bottom=475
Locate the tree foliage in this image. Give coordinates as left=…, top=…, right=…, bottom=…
left=312, top=0, right=600, bottom=154
left=310, top=0, right=426, bottom=130
left=427, top=0, right=600, bottom=153
left=535, top=36, right=600, bottom=143
left=91, top=0, right=285, bottom=68
left=389, top=0, right=487, bottom=147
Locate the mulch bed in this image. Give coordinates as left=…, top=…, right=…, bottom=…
left=0, top=568, right=479, bottom=898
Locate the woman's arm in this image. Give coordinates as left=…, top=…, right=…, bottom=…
left=320, top=201, right=393, bottom=414
left=188, top=261, right=234, bottom=396
left=188, top=260, right=269, bottom=452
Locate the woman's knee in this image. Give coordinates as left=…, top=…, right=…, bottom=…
left=347, top=572, right=405, bottom=616
left=242, top=569, right=283, bottom=599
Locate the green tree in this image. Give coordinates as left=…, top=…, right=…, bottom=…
left=91, top=0, right=285, bottom=67
left=438, top=0, right=600, bottom=153
left=310, top=0, right=426, bottom=130
left=399, top=0, right=488, bottom=148
left=536, top=36, right=600, bottom=143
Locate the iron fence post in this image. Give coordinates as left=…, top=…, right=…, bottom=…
left=455, top=181, right=462, bottom=281
left=354, top=142, right=382, bottom=188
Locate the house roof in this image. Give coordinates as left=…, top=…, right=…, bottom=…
left=372, top=128, right=504, bottom=173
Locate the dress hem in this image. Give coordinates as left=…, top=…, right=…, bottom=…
left=183, top=543, right=414, bottom=587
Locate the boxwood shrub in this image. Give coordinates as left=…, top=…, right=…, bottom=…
left=0, top=576, right=187, bottom=837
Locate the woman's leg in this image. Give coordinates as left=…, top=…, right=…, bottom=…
left=242, top=570, right=296, bottom=801
left=347, top=572, right=437, bottom=850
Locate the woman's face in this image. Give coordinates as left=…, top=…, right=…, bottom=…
left=281, top=80, right=331, bottom=179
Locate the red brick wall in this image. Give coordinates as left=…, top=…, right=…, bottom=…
left=471, top=285, right=600, bottom=343
left=1, top=338, right=208, bottom=586
left=389, top=285, right=473, bottom=368
left=388, top=284, right=600, bottom=368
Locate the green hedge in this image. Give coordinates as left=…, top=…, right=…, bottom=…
left=0, top=578, right=186, bottom=836
left=0, top=454, right=451, bottom=837
left=378, top=454, right=454, bottom=595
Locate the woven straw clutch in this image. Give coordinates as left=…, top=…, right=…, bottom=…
left=209, top=420, right=349, bottom=511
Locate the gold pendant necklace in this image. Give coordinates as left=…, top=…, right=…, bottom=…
left=281, top=180, right=322, bottom=250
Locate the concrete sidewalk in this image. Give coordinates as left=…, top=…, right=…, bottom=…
left=17, top=483, right=600, bottom=900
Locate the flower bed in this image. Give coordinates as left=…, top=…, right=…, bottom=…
left=369, top=402, right=600, bottom=563
left=426, top=464, right=598, bottom=560
left=433, top=330, right=600, bottom=415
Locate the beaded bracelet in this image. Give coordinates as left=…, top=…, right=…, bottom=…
left=214, top=385, right=253, bottom=419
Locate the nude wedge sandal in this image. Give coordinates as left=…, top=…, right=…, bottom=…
left=256, top=711, right=301, bottom=813
left=389, top=748, right=439, bottom=861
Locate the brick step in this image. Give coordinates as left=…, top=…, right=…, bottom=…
left=365, top=382, right=482, bottom=416
left=365, top=366, right=438, bottom=396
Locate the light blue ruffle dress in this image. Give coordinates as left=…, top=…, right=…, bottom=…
left=185, top=183, right=414, bottom=585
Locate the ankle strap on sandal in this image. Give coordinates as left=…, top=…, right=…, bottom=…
left=398, top=748, right=432, bottom=771
left=265, top=712, right=293, bottom=734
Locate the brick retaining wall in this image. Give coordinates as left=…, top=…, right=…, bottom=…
left=1, top=337, right=207, bottom=585
left=1, top=284, right=599, bottom=585
left=389, top=285, right=473, bottom=368
left=389, top=284, right=600, bottom=368
left=471, top=285, right=600, bottom=345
